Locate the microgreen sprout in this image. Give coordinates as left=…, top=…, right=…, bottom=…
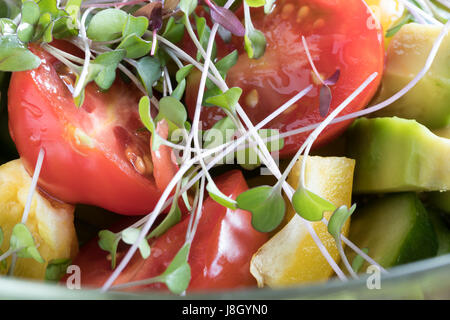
left=327, top=204, right=358, bottom=279
left=45, top=258, right=72, bottom=281
left=352, top=248, right=369, bottom=273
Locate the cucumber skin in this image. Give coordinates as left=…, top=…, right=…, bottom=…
left=394, top=195, right=438, bottom=266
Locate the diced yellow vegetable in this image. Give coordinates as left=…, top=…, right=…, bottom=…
left=365, top=0, right=404, bottom=47
left=0, top=160, right=78, bottom=279
left=250, top=156, right=355, bottom=287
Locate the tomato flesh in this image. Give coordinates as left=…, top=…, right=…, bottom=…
left=8, top=42, right=177, bottom=215
left=66, top=170, right=269, bottom=291
left=186, top=0, right=384, bottom=157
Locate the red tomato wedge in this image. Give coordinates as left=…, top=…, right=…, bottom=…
left=185, top=0, right=384, bottom=157
left=66, top=170, right=269, bottom=292
left=7, top=42, right=178, bottom=215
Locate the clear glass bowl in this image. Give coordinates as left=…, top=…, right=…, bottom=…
left=1, top=254, right=449, bottom=299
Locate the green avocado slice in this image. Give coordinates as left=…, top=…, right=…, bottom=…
left=372, top=23, right=450, bottom=129
left=347, top=117, right=450, bottom=193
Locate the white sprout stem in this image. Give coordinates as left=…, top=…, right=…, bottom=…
left=164, top=66, right=173, bottom=95
left=399, top=0, right=443, bottom=24
left=301, top=36, right=324, bottom=84
left=277, top=21, right=449, bottom=142
left=9, top=148, right=45, bottom=276
left=42, top=43, right=85, bottom=65
left=186, top=176, right=206, bottom=245
left=435, top=0, right=450, bottom=8
left=416, top=0, right=434, bottom=14
left=342, top=237, right=388, bottom=273
left=72, top=7, right=95, bottom=98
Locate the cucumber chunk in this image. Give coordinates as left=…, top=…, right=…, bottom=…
left=347, top=193, right=438, bottom=270
left=347, top=117, right=450, bottom=193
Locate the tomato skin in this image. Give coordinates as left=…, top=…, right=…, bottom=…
left=67, top=170, right=269, bottom=291
left=185, top=0, right=384, bottom=157
left=7, top=43, right=177, bottom=215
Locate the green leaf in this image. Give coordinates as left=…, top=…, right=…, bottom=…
left=0, top=35, right=38, bottom=71
left=45, top=258, right=71, bottom=281
left=171, top=79, right=186, bottom=100
left=327, top=204, right=356, bottom=241
left=37, top=0, right=64, bottom=18
left=386, top=13, right=413, bottom=38
left=9, top=223, right=44, bottom=263
left=121, top=228, right=151, bottom=259
left=203, top=116, right=236, bottom=149
left=0, top=18, right=17, bottom=35
left=159, top=243, right=191, bottom=295
left=205, top=87, right=242, bottom=114
left=244, top=28, right=266, bottom=59
left=117, top=34, right=152, bottom=59
left=33, top=12, right=52, bottom=43
left=148, top=201, right=182, bottom=238
left=92, top=49, right=126, bottom=90
left=195, top=15, right=217, bottom=62
left=352, top=248, right=369, bottom=273
left=180, top=0, right=198, bottom=16
left=236, top=186, right=285, bottom=232
left=17, top=0, right=40, bottom=43
left=162, top=17, right=185, bottom=44
left=176, top=64, right=194, bottom=83
left=65, top=0, right=82, bottom=26
left=122, top=15, right=148, bottom=38
left=156, top=96, right=187, bottom=129
left=138, top=96, right=163, bottom=151
left=98, top=230, right=121, bottom=269
left=245, top=0, right=266, bottom=7
left=206, top=181, right=237, bottom=210
left=136, top=56, right=162, bottom=96
left=292, top=188, right=336, bottom=222
left=86, top=8, right=128, bottom=41
left=215, top=50, right=238, bottom=78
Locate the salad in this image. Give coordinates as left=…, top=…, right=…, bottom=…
left=0, top=0, right=449, bottom=296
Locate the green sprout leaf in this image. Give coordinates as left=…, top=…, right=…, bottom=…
left=156, top=96, right=187, bottom=130
left=136, top=56, right=162, bottom=96
left=17, top=0, right=40, bottom=43
left=148, top=201, right=182, bottom=238
left=245, top=0, right=266, bottom=7
left=98, top=230, right=121, bottom=269
left=138, top=96, right=164, bottom=151
left=9, top=223, right=44, bottom=263
left=121, top=228, right=151, bottom=259
left=385, top=13, right=413, bottom=38
left=195, top=15, right=217, bottom=62
left=203, top=116, right=236, bottom=149
left=122, top=14, right=148, bottom=38
left=244, top=28, right=266, bottom=59
left=328, top=204, right=356, bottom=241
left=45, top=258, right=71, bottom=282
left=171, top=79, right=186, bottom=100
left=352, top=248, right=369, bottom=273
left=87, top=8, right=128, bottom=41
left=236, top=186, right=285, bottom=232
left=159, top=243, right=191, bottom=294
left=91, top=49, right=126, bottom=90
left=180, top=0, right=198, bottom=16
left=205, top=87, right=242, bottom=114
left=206, top=181, right=237, bottom=210
left=292, top=187, right=336, bottom=222
left=162, top=17, right=185, bottom=44
left=117, top=34, right=152, bottom=59
left=176, top=64, right=194, bottom=83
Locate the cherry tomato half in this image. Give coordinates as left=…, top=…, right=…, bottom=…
left=66, top=170, right=269, bottom=292
left=185, top=0, right=384, bottom=157
left=8, top=42, right=178, bottom=215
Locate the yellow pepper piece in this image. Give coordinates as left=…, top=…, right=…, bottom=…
left=250, top=156, right=355, bottom=287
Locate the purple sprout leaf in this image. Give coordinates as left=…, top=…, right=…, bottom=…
left=319, top=85, right=332, bottom=117
left=149, top=5, right=163, bottom=32
left=323, top=69, right=340, bottom=86
left=319, top=69, right=340, bottom=117
left=209, top=3, right=245, bottom=37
